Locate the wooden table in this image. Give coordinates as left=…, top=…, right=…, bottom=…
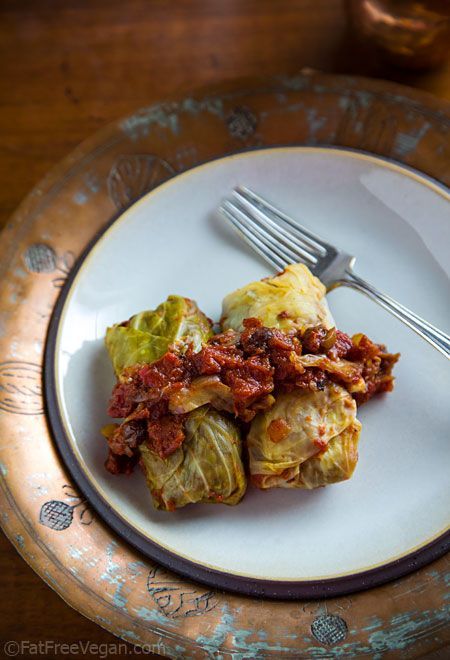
left=1, top=0, right=449, bottom=655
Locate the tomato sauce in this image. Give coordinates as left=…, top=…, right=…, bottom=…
left=105, top=318, right=399, bottom=473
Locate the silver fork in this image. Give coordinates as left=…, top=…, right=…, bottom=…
left=220, top=186, right=450, bottom=359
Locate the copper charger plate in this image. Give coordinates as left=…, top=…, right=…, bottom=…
left=1, top=73, right=449, bottom=657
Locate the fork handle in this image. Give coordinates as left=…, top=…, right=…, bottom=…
left=338, top=270, right=450, bottom=360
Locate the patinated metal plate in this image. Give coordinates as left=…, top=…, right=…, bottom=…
left=0, top=72, right=449, bottom=657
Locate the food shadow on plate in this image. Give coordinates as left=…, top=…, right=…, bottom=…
left=62, top=337, right=115, bottom=469
left=160, top=483, right=334, bottom=526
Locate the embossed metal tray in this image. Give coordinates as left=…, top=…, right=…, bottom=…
left=1, top=73, right=449, bottom=657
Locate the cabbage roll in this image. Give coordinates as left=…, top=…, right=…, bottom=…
left=106, top=294, right=212, bottom=378
left=221, top=263, right=334, bottom=333
left=104, top=295, right=247, bottom=509
left=140, top=406, right=246, bottom=510
left=297, top=420, right=361, bottom=489
left=248, top=386, right=360, bottom=489
left=222, top=263, right=362, bottom=490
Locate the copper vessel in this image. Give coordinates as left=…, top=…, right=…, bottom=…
left=347, top=0, right=450, bottom=69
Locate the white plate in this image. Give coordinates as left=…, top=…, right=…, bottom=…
left=46, top=147, right=450, bottom=598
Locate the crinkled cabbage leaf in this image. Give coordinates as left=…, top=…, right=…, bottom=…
left=169, top=376, right=234, bottom=415
left=297, top=420, right=361, bottom=489
left=221, top=263, right=334, bottom=332
left=140, top=406, right=246, bottom=510
left=106, top=295, right=212, bottom=378
left=248, top=384, right=360, bottom=489
left=297, top=354, right=365, bottom=393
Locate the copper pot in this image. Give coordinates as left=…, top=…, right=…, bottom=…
left=347, top=0, right=450, bottom=69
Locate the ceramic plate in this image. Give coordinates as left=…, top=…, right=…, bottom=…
left=45, top=146, right=450, bottom=598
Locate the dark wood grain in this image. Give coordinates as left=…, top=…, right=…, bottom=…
left=0, top=530, right=156, bottom=657
left=1, top=0, right=449, bottom=653
left=1, top=0, right=449, bottom=228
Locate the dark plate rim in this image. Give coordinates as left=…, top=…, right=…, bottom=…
left=44, top=145, right=450, bottom=600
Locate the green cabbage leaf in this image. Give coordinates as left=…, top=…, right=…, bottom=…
left=248, top=384, right=359, bottom=488
left=221, top=263, right=334, bottom=332
left=106, top=295, right=212, bottom=378
left=140, top=406, right=247, bottom=510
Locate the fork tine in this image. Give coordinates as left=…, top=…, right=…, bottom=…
left=223, top=200, right=302, bottom=266
left=220, top=204, right=288, bottom=271
left=222, top=201, right=291, bottom=269
left=232, top=193, right=318, bottom=266
left=226, top=200, right=317, bottom=268
left=236, top=186, right=331, bottom=255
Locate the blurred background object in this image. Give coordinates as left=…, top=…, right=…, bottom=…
left=347, top=0, right=450, bottom=69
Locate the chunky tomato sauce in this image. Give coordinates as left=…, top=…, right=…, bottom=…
left=105, top=318, right=398, bottom=474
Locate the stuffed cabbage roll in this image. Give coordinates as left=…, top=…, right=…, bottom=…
left=222, top=263, right=363, bottom=490
left=221, top=263, right=334, bottom=332
left=106, top=294, right=212, bottom=378
left=248, top=385, right=360, bottom=488
left=297, top=420, right=361, bottom=489
left=140, top=406, right=246, bottom=511
left=104, top=295, right=247, bottom=509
